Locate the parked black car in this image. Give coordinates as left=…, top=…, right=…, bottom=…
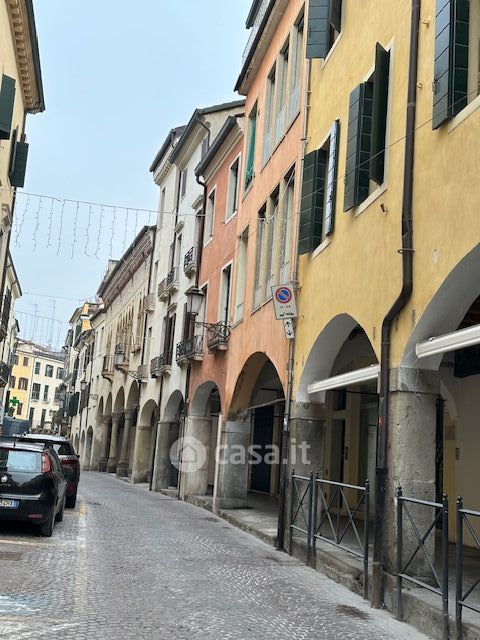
left=17, top=434, right=80, bottom=508
left=0, top=439, right=67, bottom=536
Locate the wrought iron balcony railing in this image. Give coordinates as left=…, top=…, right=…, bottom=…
left=158, top=278, right=168, bottom=301
left=176, top=335, right=203, bottom=365
left=0, top=292, right=11, bottom=338
left=0, top=361, right=11, bottom=387
left=150, top=351, right=172, bottom=377
left=102, top=355, right=115, bottom=380
left=207, top=321, right=230, bottom=352
left=166, top=266, right=179, bottom=294
left=183, top=246, right=197, bottom=277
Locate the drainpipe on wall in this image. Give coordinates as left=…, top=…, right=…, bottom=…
left=372, top=0, right=420, bottom=609
left=277, top=58, right=312, bottom=551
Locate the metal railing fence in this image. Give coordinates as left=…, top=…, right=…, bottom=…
left=313, top=476, right=370, bottom=598
left=456, top=498, right=480, bottom=639
left=396, top=487, right=449, bottom=640
left=289, top=471, right=370, bottom=597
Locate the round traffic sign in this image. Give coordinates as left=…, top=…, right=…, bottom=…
left=275, top=287, right=292, bottom=304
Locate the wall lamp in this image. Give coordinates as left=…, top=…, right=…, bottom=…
left=416, top=323, right=480, bottom=359
left=80, top=379, right=98, bottom=400
left=308, top=364, right=381, bottom=395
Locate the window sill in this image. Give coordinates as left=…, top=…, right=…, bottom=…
left=448, top=94, right=480, bottom=133
left=321, top=32, right=343, bottom=70
left=242, top=179, right=254, bottom=201
left=311, top=236, right=332, bottom=259
left=225, top=210, right=237, bottom=224
left=251, top=296, right=272, bottom=316
left=231, top=317, right=244, bottom=330
left=203, top=236, right=214, bottom=249
left=352, top=184, right=388, bottom=218
left=260, top=110, right=301, bottom=174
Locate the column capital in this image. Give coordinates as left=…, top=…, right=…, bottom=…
left=112, top=411, right=123, bottom=424
left=389, top=367, right=439, bottom=395
left=124, top=409, right=136, bottom=424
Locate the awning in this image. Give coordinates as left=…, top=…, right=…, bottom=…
left=416, top=323, right=480, bottom=359
left=308, top=364, right=380, bottom=395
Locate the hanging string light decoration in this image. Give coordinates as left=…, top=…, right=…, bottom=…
left=57, top=199, right=66, bottom=256
left=85, top=203, right=93, bottom=256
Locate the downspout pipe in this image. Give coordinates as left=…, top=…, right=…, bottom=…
left=277, top=58, right=312, bottom=550
left=372, top=0, right=420, bottom=608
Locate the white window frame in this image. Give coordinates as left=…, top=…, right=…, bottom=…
left=218, top=260, right=233, bottom=324
left=226, top=154, right=241, bottom=222
left=204, top=186, right=216, bottom=246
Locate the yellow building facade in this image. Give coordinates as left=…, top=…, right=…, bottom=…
left=291, top=0, right=480, bottom=614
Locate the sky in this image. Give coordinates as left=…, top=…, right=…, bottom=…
left=11, top=0, right=251, bottom=350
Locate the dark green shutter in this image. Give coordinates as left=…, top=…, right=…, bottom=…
left=324, top=119, right=340, bottom=236
left=433, top=0, right=469, bottom=129
left=245, top=115, right=256, bottom=186
left=329, top=0, right=342, bottom=34
left=370, top=44, right=390, bottom=185
left=0, top=75, right=16, bottom=140
left=298, top=149, right=326, bottom=254
left=344, top=83, right=373, bottom=211
left=9, top=141, right=28, bottom=187
left=306, top=0, right=330, bottom=59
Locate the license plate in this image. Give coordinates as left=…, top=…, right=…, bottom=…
left=0, top=499, right=18, bottom=508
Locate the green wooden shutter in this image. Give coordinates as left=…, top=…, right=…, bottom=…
left=370, top=44, right=390, bottom=185
left=329, top=0, right=342, bottom=34
left=306, top=0, right=330, bottom=59
left=0, top=75, right=16, bottom=140
left=9, top=141, right=29, bottom=187
left=433, top=0, right=469, bottom=129
left=245, top=115, right=256, bottom=186
left=324, top=119, right=340, bottom=236
left=344, top=83, right=373, bottom=211
left=298, top=149, right=326, bottom=254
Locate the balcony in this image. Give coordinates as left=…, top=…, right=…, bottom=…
left=242, top=0, right=274, bottom=66
left=183, top=246, right=197, bottom=277
left=150, top=351, right=172, bottom=377
left=144, top=293, right=156, bottom=313
left=158, top=278, right=168, bottom=301
left=207, top=322, right=230, bottom=352
left=175, top=335, right=203, bottom=366
left=102, top=355, right=115, bottom=381
left=0, top=292, right=11, bottom=341
left=137, top=364, right=148, bottom=381
left=0, top=362, right=11, bottom=387
left=166, top=266, right=179, bottom=295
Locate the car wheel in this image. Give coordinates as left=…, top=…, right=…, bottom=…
left=55, top=494, right=66, bottom=523
left=40, top=510, right=55, bottom=537
left=66, top=490, right=77, bottom=509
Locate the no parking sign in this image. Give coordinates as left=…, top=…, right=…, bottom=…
left=271, top=284, right=297, bottom=320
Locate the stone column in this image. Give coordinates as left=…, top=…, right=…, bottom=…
left=107, top=412, right=122, bottom=473
left=117, top=410, right=135, bottom=477
left=179, top=416, right=212, bottom=499
left=151, top=420, right=172, bottom=491
left=383, top=367, right=439, bottom=577
left=213, top=419, right=250, bottom=511
left=98, top=418, right=111, bottom=472
left=131, top=423, right=153, bottom=484
left=289, top=402, right=326, bottom=477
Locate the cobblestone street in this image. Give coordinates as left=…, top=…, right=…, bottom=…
left=0, top=473, right=428, bottom=639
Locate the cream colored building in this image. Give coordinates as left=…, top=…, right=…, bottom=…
left=0, top=0, right=44, bottom=340
left=9, top=339, right=64, bottom=431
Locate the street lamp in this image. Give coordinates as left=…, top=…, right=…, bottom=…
left=185, top=286, right=204, bottom=316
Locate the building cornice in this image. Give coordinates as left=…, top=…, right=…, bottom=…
left=98, top=227, right=154, bottom=309
left=7, top=0, right=45, bottom=113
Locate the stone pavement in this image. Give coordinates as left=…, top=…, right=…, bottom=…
left=0, top=472, right=430, bottom=639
